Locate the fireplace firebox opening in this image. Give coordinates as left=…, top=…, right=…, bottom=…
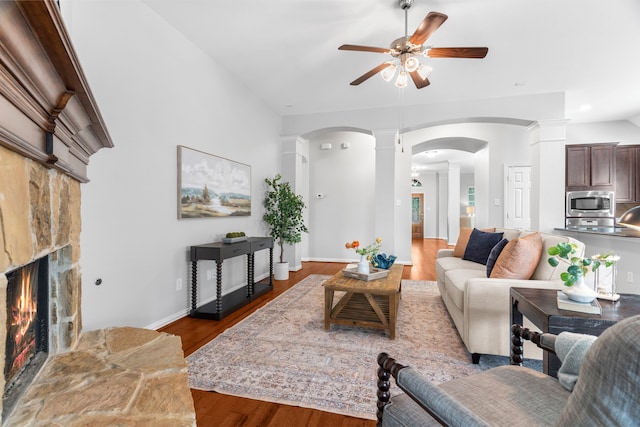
left=3, top=256, right=49, bottom=419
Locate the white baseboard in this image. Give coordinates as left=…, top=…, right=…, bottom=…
left=147, top=272, right=270, bottom=330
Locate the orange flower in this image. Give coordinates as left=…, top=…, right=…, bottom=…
left=346, top=238, right=381, bottom=257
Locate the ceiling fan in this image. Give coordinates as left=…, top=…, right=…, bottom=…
left=338, top=0, right=488, bottom=89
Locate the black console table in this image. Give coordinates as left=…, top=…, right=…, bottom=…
left=189, top=237, right=273, bottom=320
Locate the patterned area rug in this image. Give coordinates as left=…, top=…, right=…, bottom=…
left=187, top=275, right=524, bottom=420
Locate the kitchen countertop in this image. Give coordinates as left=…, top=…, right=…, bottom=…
left=554, top=227, right=638, bottom=238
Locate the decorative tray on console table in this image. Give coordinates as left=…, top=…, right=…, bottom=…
left=342, top=267, right=390, bottom=281
left=222, top=237, right=247, bottom=244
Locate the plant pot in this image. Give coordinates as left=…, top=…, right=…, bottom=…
left=563, top=277, right=598, bottom=303
left=274, top=262, right=289, bottom=281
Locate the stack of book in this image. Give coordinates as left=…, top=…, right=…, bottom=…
left=556, top=291, right=602, bottom=314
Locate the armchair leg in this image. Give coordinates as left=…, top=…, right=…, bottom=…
left=471, top=353, right=481, bottom=364
left=376, top=352, right=406, bottom=427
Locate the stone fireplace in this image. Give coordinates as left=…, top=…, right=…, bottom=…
left=0, top=143, right=84, bottom=416
left=0, top=1, right=195, bottom=424
left=0, top=150, right=82, bottom=418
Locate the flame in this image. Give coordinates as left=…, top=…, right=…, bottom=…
left=10, top=268, right=37, bottom=357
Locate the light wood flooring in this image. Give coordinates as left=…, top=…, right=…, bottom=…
left=159, top=238, right=450, bottom=426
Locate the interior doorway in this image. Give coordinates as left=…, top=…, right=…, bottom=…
left=504, top=164, right=531, bottom=229
left=411, top=193, right=424, bottom=239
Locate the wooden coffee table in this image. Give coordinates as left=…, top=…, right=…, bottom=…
left=323, top=264, right=402, bottom=339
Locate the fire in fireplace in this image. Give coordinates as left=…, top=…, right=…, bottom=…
left=3, top=257, right=48, bottom=417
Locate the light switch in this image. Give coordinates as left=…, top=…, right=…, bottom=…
left=494, top=198, right=501, bottom=206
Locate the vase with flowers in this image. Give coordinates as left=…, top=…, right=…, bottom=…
left=345, top=238, right=382, bottom=274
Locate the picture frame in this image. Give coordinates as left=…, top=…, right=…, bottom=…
left=177, top=146, right=251, bottom=218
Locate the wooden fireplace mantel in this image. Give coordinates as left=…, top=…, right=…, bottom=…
left=0, top=0, right=113, bottom=182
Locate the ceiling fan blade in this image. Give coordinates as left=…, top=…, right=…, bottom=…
left=350, top=62, right=393, bottom=86
left=409, top=12, right=448, bottom=46
left=339, top=44, right=391, bottom=54
left=409, top=70, right=430, bottom=89
left=427, top=47, right=489, bottom=58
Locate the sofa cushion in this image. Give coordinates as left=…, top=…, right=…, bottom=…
left=529, top=234, right=584, bottom=281
left=495, top=228, right=523, bottom=241
left=453, top=227, right=495, bottom=258
left=486, top=238, right=509, bottom=277
left=557, top=315, right=640, bottom=426
left=463, top=229, right=505, bottom=265
left=438, top=366, right=570, bottom=427
left=444, top=269, right=487, bottom=311
left=490, top=232, right=542, bottom=280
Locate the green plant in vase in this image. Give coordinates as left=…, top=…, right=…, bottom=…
left=547, top=242, right=594, bottom=287
left=263, top=174, right=308, bottom=280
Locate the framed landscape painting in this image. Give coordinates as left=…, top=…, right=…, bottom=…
left=177, top=146, right=251, bottom=218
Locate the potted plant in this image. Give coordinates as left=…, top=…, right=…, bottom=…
left=263, top=174, right=308, bottom=280
left=547, top=242, right=611, bottom=302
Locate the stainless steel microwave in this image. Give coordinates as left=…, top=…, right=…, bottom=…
left=566, top=190, right=615, bottom=218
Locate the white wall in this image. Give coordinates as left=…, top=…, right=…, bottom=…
left=567, top=120, right=640, bottom=145
left=306, top=131, right=376, bottom=262
left=63, top=1, right=281, bottom=330
left=61, top=1, right=640, bottom=331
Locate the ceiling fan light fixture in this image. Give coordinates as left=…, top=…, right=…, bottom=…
left=417, top=64, right=433, bottom=79
left=404, top=56, right=420, bottom=72
left=395, top=70, right=408, bottom=88
left=381, top=63, right=397, bottom=82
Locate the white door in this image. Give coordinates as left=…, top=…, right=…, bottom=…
left=505, top=165, right=531, bottom=229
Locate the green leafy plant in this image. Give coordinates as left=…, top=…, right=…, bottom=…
left=547, top=242, right=608, bottom=287
left=263, top=174, right=308, bottom=264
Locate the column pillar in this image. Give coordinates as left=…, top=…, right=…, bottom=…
left=373, top=129, right=398, bottom=256
left=528, top=120, right=569, bottom=232
left=447, top=163, right=461, bottom=245
left=280, top=135, right=309, bottom=271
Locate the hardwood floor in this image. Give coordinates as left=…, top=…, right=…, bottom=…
left=160, top=238, right=450, bottom=426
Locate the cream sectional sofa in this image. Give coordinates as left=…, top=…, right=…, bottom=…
left=436, top=228, right=585, bottom=363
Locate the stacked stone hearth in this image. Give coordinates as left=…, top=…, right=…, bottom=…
left=0, top=1, right=195, bottom=424
left=6, top=327, right=195, bottom=426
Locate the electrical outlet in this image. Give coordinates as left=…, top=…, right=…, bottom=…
left=628, top=272, right=633, bottom=283
left=176, top=278, right=183, bottom=291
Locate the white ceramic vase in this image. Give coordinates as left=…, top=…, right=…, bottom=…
left=357, top=255, right=370, bottom=275
left=563, top=277, right=598, bottom=303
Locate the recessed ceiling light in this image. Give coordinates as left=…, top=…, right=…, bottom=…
left=579, top=104, right=592, bottom=112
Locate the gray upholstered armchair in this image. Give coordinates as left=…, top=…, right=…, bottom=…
left=376, top=315, right=640, bottom=427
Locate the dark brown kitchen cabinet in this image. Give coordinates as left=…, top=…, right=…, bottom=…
left=615, top=145, right=640, bottom=203
left=566, top=143, right=616, bottom=191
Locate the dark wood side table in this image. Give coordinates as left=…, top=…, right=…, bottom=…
left=189, top=237, right=273, bottom=320
left=510, top=287, right=640, bottom=377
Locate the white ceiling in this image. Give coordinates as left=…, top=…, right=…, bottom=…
left=144, top=0, right=640, bottom=172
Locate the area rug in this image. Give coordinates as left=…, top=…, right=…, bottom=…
left=187, top=275, right=532, bottom=420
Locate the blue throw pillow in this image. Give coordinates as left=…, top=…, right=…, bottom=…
left=463, top=228, right=505, bottom=265
left=486, top=238, right=509, bottom=277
